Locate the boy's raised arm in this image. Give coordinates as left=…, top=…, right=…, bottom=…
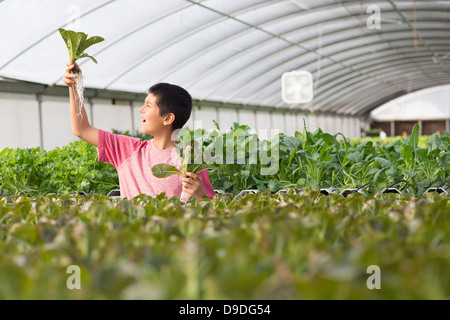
left=63, top=62, right=99, bottom=147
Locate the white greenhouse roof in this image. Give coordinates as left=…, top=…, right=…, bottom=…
left=0, top=0, right=449, bottom=116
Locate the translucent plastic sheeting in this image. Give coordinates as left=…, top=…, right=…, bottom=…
left=371, top=85, right=450, bottom=121
left=0, top=0, right=449, bottom=116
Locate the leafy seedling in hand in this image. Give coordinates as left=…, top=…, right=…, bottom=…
left=59, top=28, right=104, bottom=120
left=59, top=28, right=104, bottom=73
left=152, top=139, right=220, bottom=201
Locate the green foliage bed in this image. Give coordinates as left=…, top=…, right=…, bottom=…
left=0, top=140, right=118, bottom=196
left=0, top=191, right=448, bottom=299
left=0, top=124, right=448, bottom=197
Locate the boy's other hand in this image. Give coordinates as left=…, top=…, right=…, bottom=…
left=182, top=172, right=206, bottom=200
left=63, top=62, right=78, bottom=88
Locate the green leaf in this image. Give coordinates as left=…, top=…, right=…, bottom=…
left=403, top=171, right=417, bottom=178
left=77, top=35, right=105, bottom=57
left=222, top=179, right=234, bottom=190
left=416, top=149, right=428, bottom=161
left=296, top=150, right=313, bottom=161
left=373, top=167, right=386, bottom=182
left=187, top=163, right=220, bottom=175
left=151, top=164, right=183, bottom=178
left=204, top=164, right=221, bottom=174
left=347, top=151, right=363, bottom=163
left=374, top=157, right=393, bottom=167
left=59, top=28, right=104, bottom=65
left=59, top=28, right=77, bottom=62
left=212, top=119, right=221, bottom=131
left=268, top=180, right=279, bottom=192
left=74, top=32, right=87, bottom=60
left=79, top=53, right=98, bottom=64
left=283, top=135, right=302, bottom=151
left=417, top=179, right=430, bottom=188
left=0, top=147, right=9, bottom=157
left=401, top=144, right=414, bottom=164
left=288, top=148, right=297, bottom=163
left=301, top=118, right=308, bottom=148
left=320, top=133, right=340, bottom=148
left=409, top=124, right=419, bottom=151
left=240, top=170, right=250, bottom=180
left=386, top=165, right=398, bottom=177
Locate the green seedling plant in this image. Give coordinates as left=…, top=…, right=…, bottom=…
left=59, top=28, right=104, bottom=121
left=152, top=138, right=220, bottom=201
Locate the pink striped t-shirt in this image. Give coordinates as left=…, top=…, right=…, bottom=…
left=97, top=129, right=215, bottom=200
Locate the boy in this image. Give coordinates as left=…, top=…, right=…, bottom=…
left=63, top=62, right=215, bottom=201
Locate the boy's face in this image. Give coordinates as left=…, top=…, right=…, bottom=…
left=139, top=93, right=168, bottom=136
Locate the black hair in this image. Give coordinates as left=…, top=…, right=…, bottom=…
left=148, top=83, right=192, bottom=131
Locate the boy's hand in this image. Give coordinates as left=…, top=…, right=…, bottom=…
left=182, top=172, right=206, bottom=200
left=63, top=62, right=78, bottom=88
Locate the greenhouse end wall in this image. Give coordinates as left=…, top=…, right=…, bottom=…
left=0, top=92, right=364, bottom=150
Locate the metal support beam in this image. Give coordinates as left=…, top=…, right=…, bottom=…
left=88, top=97, right=94, bottom=127
left=130, top=100, right=135, bottom=134
left=36, top=94, right=43, bottom=149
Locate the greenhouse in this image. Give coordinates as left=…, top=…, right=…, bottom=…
left=0, top=0, right=449, bottom=302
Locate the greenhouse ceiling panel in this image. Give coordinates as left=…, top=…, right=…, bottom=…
left=0, top=0, right=449, bottom=115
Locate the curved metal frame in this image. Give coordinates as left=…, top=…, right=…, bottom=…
left=310, top=56, right=445, bottom=111
left=103, top=0, right=315, bottom=89
left=311, top=63, right=444, bottom=114
left=255, top=43, right=450, bottom=107
left=259, top=45, right=450, bottom=109
left=184, top=1, right=450, bottom=113
left=325, top=72, right=450, bottom=116
left=241, top=33, right=450, bottom=107
left=263, top=61, right=448, bottom=114
left=293, top=36, right=450, bottom=86
left=308, top=42, right=450, bottom=93
left=107, top=3, right=449, bottom=96
left=239, top=39, right=449, bottom=108
left=252, top=56, right=447, bottom=109
left=199, top=22, right=449, bottom=101
left=0, top=0, right=449, bottom=116
left=221, top=29, right=449, bottom=105
left=0, top=0, right=117, bottom=71
left=182, top=13, right=450, bottom=90
left=105, top=2, right=347, bottom=89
